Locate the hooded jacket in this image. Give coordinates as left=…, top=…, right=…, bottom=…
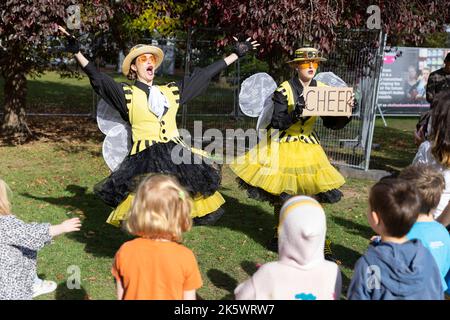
left=348, top=240, right=444, bottom=300
left=234, top=196, right=341, bottom=300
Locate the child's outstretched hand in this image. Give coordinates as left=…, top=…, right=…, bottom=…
left=60, top=218, right=82, bottom=233
left=49, top=218, right=82, bottom=237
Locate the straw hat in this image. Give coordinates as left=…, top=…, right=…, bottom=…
left=287, top=47, right=327, bottom=65
left=122, top=44, right=164, bottom=76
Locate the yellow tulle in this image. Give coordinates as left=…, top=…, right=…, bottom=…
left=106, top=191, right=225, bottom=227
left=106, top=195, right=134, bottom=227
left=191, top=191, right=225, bottom=218
left=230, top=139, right=345, bottom=196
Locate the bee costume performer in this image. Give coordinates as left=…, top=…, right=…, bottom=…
left=58, top=26, right=259, bottom=226
left=231, top=48, right=352, bottom=252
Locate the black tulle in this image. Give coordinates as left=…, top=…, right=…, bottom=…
left=236, top=177, right=279, bottom=204
left=95, top=141, right=221, bottom=207
left=236, top=177, right=343, bottom=204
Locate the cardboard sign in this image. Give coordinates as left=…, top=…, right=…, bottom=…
left=303, top=87, right=353, bottom=116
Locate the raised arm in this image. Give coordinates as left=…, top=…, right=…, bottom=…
left=58, top=25, right=88, bottom=67
left=74, top=52, right=89, bottom=68
left=57, top=25, right=128, bottom=121
left=178, top=38, right=259, bottom=105
left=0, top=216, right=80, bottom=251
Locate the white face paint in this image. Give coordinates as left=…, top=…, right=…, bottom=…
left=296, top=60, right=319, bottom=83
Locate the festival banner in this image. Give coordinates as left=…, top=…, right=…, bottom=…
left=377, top=47, right=450, bottom=115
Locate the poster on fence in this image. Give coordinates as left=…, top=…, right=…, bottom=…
left=377, top=47, right=450, bottom=115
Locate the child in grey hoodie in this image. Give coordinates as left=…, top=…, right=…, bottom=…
left=348, top=178, right=443, bottom=300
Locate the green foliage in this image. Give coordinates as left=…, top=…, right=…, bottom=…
left=195, top=0, right=450, bottom=73
left=422, top=32, right=450, bottom=48
left=0, top=0, right=114, bottom=76
left=126, top=0, right=199, bottom=37
left=230, top=56, right=270, bottom=80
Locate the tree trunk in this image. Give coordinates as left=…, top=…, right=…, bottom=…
left=1, top=64, right=33, bottom=143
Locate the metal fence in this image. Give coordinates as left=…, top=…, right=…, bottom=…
left=316, top=29, right=386, bottom=170
left=179, top=28, right=385, bottom=170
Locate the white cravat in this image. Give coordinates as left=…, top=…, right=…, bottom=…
left=148, top=86, right=168, bottom=120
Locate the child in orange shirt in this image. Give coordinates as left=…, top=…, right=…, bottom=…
left=111, top=174, right=202, bottom=300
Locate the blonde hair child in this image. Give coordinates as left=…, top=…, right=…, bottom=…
left=0, top=179, right=81, bottom=300
left=112, top=174, right=202, bottom=300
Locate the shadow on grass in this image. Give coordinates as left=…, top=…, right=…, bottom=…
left=55, top=282, right=89, bottom=300
left=333, top=243, right=363, bottom=299
left=207, top=269, right=238, bottom=300
left=29, top=117, right=104, bottom=145
left=52, top=143, right=102, bottom=157
left=240, top=260, right=259, bottom=277
left=331, top=216, right=374, bottom=240
left=370, top=125, right=417, bottom=172
left=333, top=243, right=363, bottom=272
left=22, top=185, right=131, bottom=258
left=21, top=183, right=272, bottom=259
left=215, top=192, right=275, bottom=250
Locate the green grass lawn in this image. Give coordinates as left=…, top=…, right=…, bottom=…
left=0, top=72, right=420, bottom=300
left=0, top=116, right=417, bottom=300
left=0, top=140, right=373, bottom=300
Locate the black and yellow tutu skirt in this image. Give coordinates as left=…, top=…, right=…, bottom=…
left=230, top=138, right=345, bottom=202
left=94, top=141, right=225, bottom=227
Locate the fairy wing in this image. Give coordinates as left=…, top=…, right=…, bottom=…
left=102, top=124, right=132, bottom=172
left=239, top=72, right=277, bottom=117
left=96, top=99, right=128, bottom=134
left=314, top=72, right=348, bottom=87
left=96, top=99, right=132, bottom=171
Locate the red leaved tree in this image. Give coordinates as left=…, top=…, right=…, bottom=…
left=0, top=0, right=116, bottom=142
left=0, top=0, right=199, bottom=142
left=195, top=0, right=450, bottom=76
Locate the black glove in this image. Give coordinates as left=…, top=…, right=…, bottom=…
left=233, top=40, right=253, bottom=58
left=291, top=99, right=305, bottom=121
left=65, top=35, right=80, bottom=54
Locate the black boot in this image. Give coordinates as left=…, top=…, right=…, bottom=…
left=193, top=208, right=224, bottom=226
left=316, top=189, right=343, bottom=204
left=279, top=192, right=294, bottom=203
